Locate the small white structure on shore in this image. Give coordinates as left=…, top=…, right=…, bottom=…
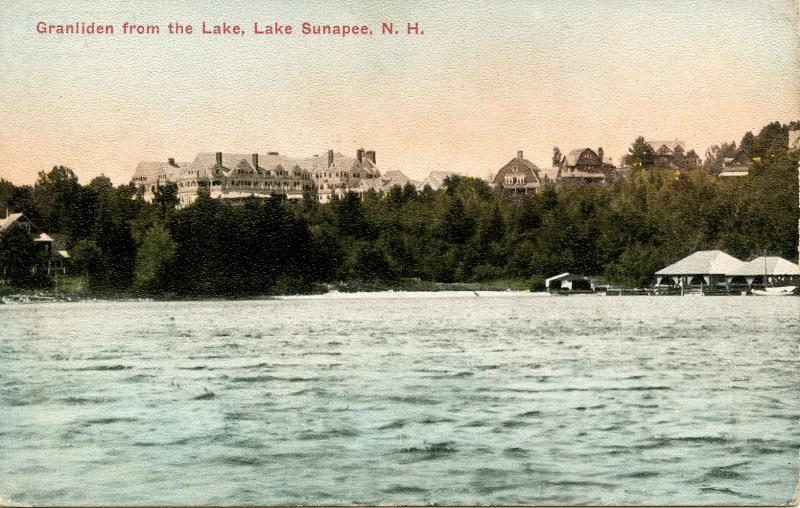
left=655, top=250, right=743, bottom=289
left=545, top=273, right=593, bottom=292
left=727, top=256, right=800, bottom=288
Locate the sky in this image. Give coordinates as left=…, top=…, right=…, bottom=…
left=0, top=0, right=798, bottom=185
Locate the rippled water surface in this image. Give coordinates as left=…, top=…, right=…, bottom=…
left=1, top=293, right=798, bottom=505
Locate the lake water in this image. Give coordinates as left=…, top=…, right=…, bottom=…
left=0, top=293, right=798, bottom=505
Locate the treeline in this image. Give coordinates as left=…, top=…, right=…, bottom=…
left=0, top=121, right=797, bottom=294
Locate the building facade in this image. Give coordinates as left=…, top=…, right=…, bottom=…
left=0, top=212, right=69, bottom=277
left=646, top=140, right=701, bottom=168
left=132, top=148, right=381, bottom=207
left=491, top=151, right=543, bottom=194
left=491, top=148, right=618, bottom=193
left=557, top=147, right=612, bottom=186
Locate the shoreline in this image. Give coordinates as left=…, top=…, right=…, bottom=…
left=1, top=284, right=793, bottom=305
left=0, top=279, right=538, bottom=304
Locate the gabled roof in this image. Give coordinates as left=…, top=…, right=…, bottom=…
left=498, top=155, right=540, bottom=174
left=131, top=161, right=184, bottom=182
left=33, top=232, right=68, bottom=249
left=539, top=167, right=561, bottom=182
left=0, top=212, right=25, bottom=231
left=730, top=256, right=800, bottom=277
left=646, top=140, right=686, bottom=153
left=656, top=250, right=743, bottom=275
left=358, top=170, right=412, bottom=192
left=382, top=170, right=410, bottom=182
left=563, top=148, right=600, bottom=167
left=421, top=171, right=459, bottom=190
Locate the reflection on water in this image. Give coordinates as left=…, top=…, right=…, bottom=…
left=0, top=293, right=798, bottom=505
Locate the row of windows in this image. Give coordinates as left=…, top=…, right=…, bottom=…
left=314, top=172, right=356, bottom=178
left=318, top=183, right=355, bottom=190
left=236, top=169, right=304, bottom=177
left=180, top=180, right=210, bottom=187
left=178, top=174, right=375, bottom=186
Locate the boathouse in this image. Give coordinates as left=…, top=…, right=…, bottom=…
left=655, top=250, right=743, bottom=290
left=727, top=256, right=800, bottom=289
left=545, top=273, right=593, bottom=292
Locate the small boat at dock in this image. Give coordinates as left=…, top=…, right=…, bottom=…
left=751, top=286, right=797, bottom=296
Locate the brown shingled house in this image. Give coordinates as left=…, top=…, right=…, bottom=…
left=646, top=140, right=701, bottom=169
left=492, top=151, right=542, bottom=194
left=557, top=147, right=613, bottom=186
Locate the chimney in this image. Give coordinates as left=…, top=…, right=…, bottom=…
left=597, top=147, right=604, bottom=165
left=168, top=157, right=177, bottom=167
left=366, top=150, right=376, bottom=163
left=215, top=152, right=223, bottom=166
left=357, top=148, right=364, bottom=164
left=517, top=150, right=523, bottom=160
left=327, top=149, right=334, bottom=167
left=252, top=153, right=259, bottom=170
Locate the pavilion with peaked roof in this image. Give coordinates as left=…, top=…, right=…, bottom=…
left=655, top=250, right=744, bottom=289
left=727, top=256, right=800, bottom=288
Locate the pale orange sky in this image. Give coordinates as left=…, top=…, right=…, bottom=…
left=0, top=0, right=798, bottom=185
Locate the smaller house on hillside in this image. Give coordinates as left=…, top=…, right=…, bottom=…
left=0, top=213, right=33, bottom=234
left=557, top=147, right=612, bottom=186
left=360, top=170, right=419, bottom=194
left=33, top=232, right=70, bottom=274
left=492, top=151, right=542, bottom=194
left=0, top=212, right=70, bottom=277
left=646, top=140, right=701, bottom=168
left=788, top=130, right=800, bottom=151
left=420, top=171, right=459, bottom=191
left=655, top=250, right=743, bottom=292
left=718, top=157, right=750, bottom=177
left=538, top=166, right=562, bottom=185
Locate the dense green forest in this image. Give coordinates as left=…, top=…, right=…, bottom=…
left=1, top=121, right=798, bottom=295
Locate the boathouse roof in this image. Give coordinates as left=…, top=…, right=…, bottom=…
left=729, top=256, right=800, bottom=277
left=655, top=250, right=743, bottom=276
left=545, top=272, right=589, bottom=285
